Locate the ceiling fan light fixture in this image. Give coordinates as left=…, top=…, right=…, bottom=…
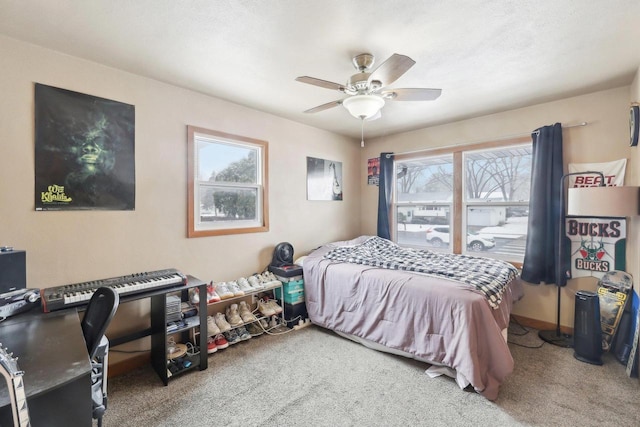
left=342, top=94, right=385, bottom=120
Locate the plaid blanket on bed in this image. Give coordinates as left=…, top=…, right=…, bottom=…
left=323, top=236, right=518, bottom=309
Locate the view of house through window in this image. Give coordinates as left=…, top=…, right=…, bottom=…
left=394, top=140, right=531, bottom=263
left=187, top=126, right=269, bottom=237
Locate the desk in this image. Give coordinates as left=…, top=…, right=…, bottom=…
left=0, top=275, right=207, bottom=425
left=0, top=310, right=92, bottom=426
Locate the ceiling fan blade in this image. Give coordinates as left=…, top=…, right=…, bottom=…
left=296, top=76, right=346, bottom=92
left=303, top=99, right=343, bottom=113
left=368, top=53, right=415, bottom=86
left=382, top=88, right=442, bottom=101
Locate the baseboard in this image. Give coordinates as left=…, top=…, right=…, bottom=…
left=511, top=314, right=573, bottom=335
left=108, top=353, right=150, bottom=378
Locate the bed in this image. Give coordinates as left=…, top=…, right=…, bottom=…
left=301, top=235, right=524, bottom=400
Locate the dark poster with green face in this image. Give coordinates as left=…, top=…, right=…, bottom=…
left=34, top=84, right=135, bottom=210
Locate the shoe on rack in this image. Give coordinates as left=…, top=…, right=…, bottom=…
left=267, top=299, right=283, bottom=315
left=207, top=282, right=221, bottom=303
left=238, top=301, right=257, bottom=323
left=246, top=322, right=263, bottom=337
left=188, top=288, right=199, bottom=305
left=223, top=329, right=241, bottom=345
left=207, top=336, right=217, bottom=354
left=207, top=315, right=221, bottom=336
left=267, top=271, right=283, bottom=287
left=269, top=315, right=279, bottom=329
left=215, top=282, right=234, bottom=300
left=213, top=333, right=229, bottom=350
left=247, top=275, right=264, bottom=290
left=225, top=303, right=244, bottom=327
left=214, top=312, right=232, bottom=332
left=227, top=281, right=245, bottom=297
left=258, top=318, right=269, bottom=329
left=236, top=326, right=252, bottom=341
left=258, top=272, right=275, bottom=288
left=257, top=298, right=276, bottom=317
left=237, top=277, right=253, bottom=293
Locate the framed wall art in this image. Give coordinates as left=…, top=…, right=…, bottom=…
left=306, top=156, right=343, bottom=201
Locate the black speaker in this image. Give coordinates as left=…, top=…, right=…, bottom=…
left=573, top=290, right=603, bottom=365
left=0, top=250, right=26, bottom=293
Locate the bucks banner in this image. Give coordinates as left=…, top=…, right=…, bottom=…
left=566, top=217, right=626, bottom=279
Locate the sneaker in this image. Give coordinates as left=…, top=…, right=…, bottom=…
left=258, top=318, right=269, bottom=329
left=257, top=298, right=276, bottom=317
left=238, top=301, right=257, bottom=322
left=237, top=277, right=253, bottom=293
left=223, top=329, right=241, bottom=345
left=188, top=288, right=199, bottom=305
left=267, top=299, right=283, bottom=314
left=215, top=282, right=234, bottom=300
left=267, top=271, right=282, bottom=287
left=214, top=312, right=232, bottom=332
left=225, top=303, right=243, bottom=327
left=236, top=326, right=251, bottom=341
left=213, top=333, right=229, bottom=350
left=207, top=282, right=221, bottom=303
left=259, top=272, right=275, bottom=288
left=227, top=281, right=245, bottom=297
left=247, top=275, right=264, bottom=290
left=207, top=336, right=217, bottom=354
left=207, top=315, right=221, bottom=336
left=246, top=322, right=264, bottom=336
left=269, top=315, right=279, bottom=328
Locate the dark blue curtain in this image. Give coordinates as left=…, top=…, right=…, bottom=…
left=377, top=153, right=394, bottom=239
left=521, top=123, right=565, bottom=285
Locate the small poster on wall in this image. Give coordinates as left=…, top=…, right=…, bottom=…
left=367, top=157, right=380, bottom=186
left=568, top=159, right=626, bottom=187
left=34, top=83, right=135, bottom=211
left=307, top=157, right=343, bottom=201
left=566, top=217, right=627, bottom=279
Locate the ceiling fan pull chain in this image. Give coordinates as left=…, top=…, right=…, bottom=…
left=361, top=118, right=365, bottom=147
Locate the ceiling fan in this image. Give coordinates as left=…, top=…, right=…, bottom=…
left=296, top=53, right=442, bottom=122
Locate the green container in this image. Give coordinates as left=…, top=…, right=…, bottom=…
left=275, top=279, right=305, bottom=304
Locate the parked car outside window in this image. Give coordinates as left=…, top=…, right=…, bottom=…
left=425, top=226, right=495, bottom=251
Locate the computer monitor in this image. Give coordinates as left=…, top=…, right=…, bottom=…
left=0, top=250, right=26, bottom=294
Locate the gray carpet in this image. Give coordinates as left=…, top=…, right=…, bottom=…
left=104, top=324, right=640, bottom=427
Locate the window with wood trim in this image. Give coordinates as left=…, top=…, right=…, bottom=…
left=393, top=137, right=531, bottom=265
left=187, top=126, right=269, bottom=237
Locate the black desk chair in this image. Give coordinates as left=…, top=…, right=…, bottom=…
left=81, top=287, right=119, bottom=427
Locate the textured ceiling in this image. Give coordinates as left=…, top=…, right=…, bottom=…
left=1, top=0, right=639, bottom=140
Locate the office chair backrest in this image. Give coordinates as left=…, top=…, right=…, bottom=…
left=81, top=287, right=119, bottom=359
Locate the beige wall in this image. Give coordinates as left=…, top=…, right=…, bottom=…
left=359, top=86, right=637, bottom=328
left=0, top=35, right=362, bottom=359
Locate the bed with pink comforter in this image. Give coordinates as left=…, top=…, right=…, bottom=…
left=302, top=236, right=524, bottom=400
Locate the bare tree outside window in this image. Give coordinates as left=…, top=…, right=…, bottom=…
left=393, top=141, right=531, bottom=264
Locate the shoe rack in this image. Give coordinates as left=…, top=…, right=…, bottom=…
left=196, top=282, right=286, bottom=344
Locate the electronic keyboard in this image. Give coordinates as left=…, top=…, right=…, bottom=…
left=41, top=268, right=187, bottom=312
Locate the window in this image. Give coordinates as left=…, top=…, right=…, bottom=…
left=394, top=137, right=531, bottom=265
left=187, top=126, right=269, bottom=237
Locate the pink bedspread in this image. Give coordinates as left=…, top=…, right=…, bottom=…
left=303, top=236, right=524, bottom=400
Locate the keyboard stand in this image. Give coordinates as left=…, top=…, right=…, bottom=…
left=92, top=275, right=208, bottom=385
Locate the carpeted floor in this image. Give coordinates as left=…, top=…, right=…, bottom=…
left=104, top=323, right=640, bottom=427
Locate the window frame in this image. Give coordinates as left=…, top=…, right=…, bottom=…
left=392, top=136, right=531, bottom=266
left=187, top=125, right=269, bottom=238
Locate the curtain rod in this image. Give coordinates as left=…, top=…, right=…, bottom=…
left=386, top=122, right=588, bottom=158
